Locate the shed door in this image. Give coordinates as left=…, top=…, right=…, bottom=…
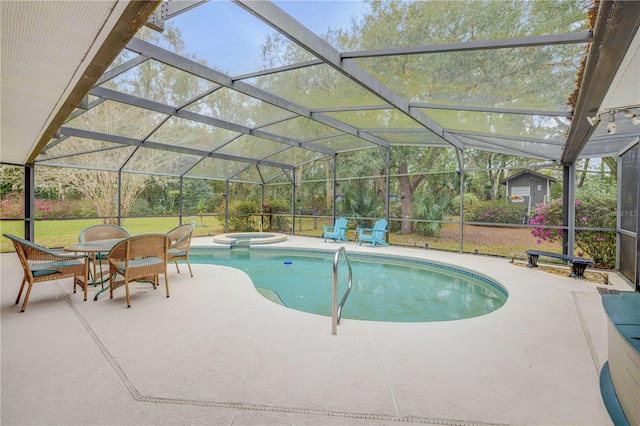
left=531, top=179, right=545, bottom=207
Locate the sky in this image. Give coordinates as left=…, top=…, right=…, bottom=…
left=170, top=1, right=369, bottom=76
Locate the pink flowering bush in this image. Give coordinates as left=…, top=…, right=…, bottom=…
left=529, top=198, right=565, bottom=243
left=530, top=181, right=616, bottom=268
left=1, top=194, right=94, bottom=219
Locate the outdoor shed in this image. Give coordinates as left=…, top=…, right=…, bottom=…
left=500, top=170, right=557, bottom=213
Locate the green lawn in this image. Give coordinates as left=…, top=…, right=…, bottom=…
left=1, top=217, right=225, bottom=252
left=1, top=216, right=562, bottom=263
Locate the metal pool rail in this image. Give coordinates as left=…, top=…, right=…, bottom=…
left=332, top=246, right=353, bottom=335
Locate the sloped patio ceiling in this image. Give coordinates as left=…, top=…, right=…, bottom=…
left=0, top=0, right=161, bottom=165
left=1, top=0, right=639, bottom=183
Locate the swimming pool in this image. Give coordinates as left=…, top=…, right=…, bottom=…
left=190, top=248, right=507, bottom=322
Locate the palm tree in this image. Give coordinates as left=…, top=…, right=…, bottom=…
left=196, top=200, right=206, bottom=227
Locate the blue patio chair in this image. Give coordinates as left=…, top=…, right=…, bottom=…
left=323, top=217, right=349, bottom=243
left=358, top=219, right=389, bottom=248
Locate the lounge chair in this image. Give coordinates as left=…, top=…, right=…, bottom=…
left=107, top=234, right=170, bottom=308
left=166, top=224, right=194, bottom=277
left=358, top=219, right=389, bottom=248
left=3, top=233, right=89, bottom=312
left=324, top=217, right=349, bottom=243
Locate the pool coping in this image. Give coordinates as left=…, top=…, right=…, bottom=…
left=211, top=232, right=288, bottom=246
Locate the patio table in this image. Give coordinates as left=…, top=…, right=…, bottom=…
left=64, top=238, right=123, bottom=301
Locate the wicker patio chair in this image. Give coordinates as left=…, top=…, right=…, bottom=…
left=78, top=224, right=131, bottom=280
left=3, top=233, right=89, bottom=312
left=166, top=224, right=194, bottom=277
left=107, top=234, right=170, bottom=308
left=79, top=224, right=130, bottom=243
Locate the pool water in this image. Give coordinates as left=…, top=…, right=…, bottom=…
left=190, top=249, right=507, bottom=322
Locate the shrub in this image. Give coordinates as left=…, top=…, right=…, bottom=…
left=227, top=200, right=259, bottom=231
left=465, top=200, right=526, bottom=224
left=452, top=193, right=480, bottom=215
left=129, top=199, right=152, bottom=216
left=412, top=193, right=445, bottom=236
left=262, top=200, right=290, bottom=232
left=150, top=203, right=169, bottom=215
left=530, top=181, right=616, bottom=268
left=1, top=195, right=23, bottom=218
left=1, top=195, right=94, bottom=219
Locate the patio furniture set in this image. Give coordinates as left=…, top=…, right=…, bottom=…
left=324, top=217, right=389, bottom=248
left=3, top=224, right=194, bottom=311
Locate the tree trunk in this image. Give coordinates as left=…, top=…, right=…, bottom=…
left=399, top=175, right=413, bottom=234
left=324, top=158, right=333, bottom=210
left=577, top=159, right=589, bottom=188
left=397, top=164, right=425, bottom=234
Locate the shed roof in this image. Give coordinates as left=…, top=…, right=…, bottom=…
left=500, top=169, right=558, bottom=185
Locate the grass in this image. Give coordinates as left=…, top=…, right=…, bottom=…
left=295, top=218, right=562, bottom=260
left=0, top=216, right=225, bottom=253
left=1, top=216, right=564, bottom=264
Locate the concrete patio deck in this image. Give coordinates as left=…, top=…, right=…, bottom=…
left=1, top=235, right=632, bottom=425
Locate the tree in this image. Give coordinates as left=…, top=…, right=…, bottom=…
left=352, top=0, right=587, bottom=111
left=391, top=147, right=455, bottom=234
left=257, top=0, right=587, bottom=233
left=35, top=24, right=211, bottom=222
left=183, top=179, right=215, bottom=214
left=37, top=104, right=178, bottom=223
left=464, top=151, right=541, bottom=201
left=0, top=165, right=24, bottom=198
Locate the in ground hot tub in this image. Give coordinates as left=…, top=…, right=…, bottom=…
left=213, top=232, right=287, bottom=246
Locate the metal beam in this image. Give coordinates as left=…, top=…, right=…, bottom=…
left=88, top=86, right=334, bottom=154
left=146, top=0, right=208, bottom=32
left=42, top=134, right=70, bottom=153
left=40, top=144, right=122, bottom=162
left=56, top=127, right=294, bottom=170
left=450, top=130, right=567, bottom=146
left=125, top=37, right=391, bottom=149
left=342, top=31, right=592, bottom=59
left=563, top=0, right=640, bottom=164
left=460, top=138, right=558, bottom=161
left=410, top=102, right=572, bottom=118
left=27, top=1, right=162, bottom=163
left=312, top=105, right=392, bottom=113
left=94, top=54, right=150, bottom=87
left=233, top=59, right=322, bottom=80
left=232, top=0, right=465, bottom=151
left=66, top=98, right=106, bottom=122
left=163, top=0, right=208, bottom=19
left=234, top=32, right=590, bottom=86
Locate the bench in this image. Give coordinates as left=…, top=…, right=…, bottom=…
left=525, top=250, right=595, bottom=279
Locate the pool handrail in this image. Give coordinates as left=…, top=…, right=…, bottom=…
left=332, top=246, right=353, bottom=335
